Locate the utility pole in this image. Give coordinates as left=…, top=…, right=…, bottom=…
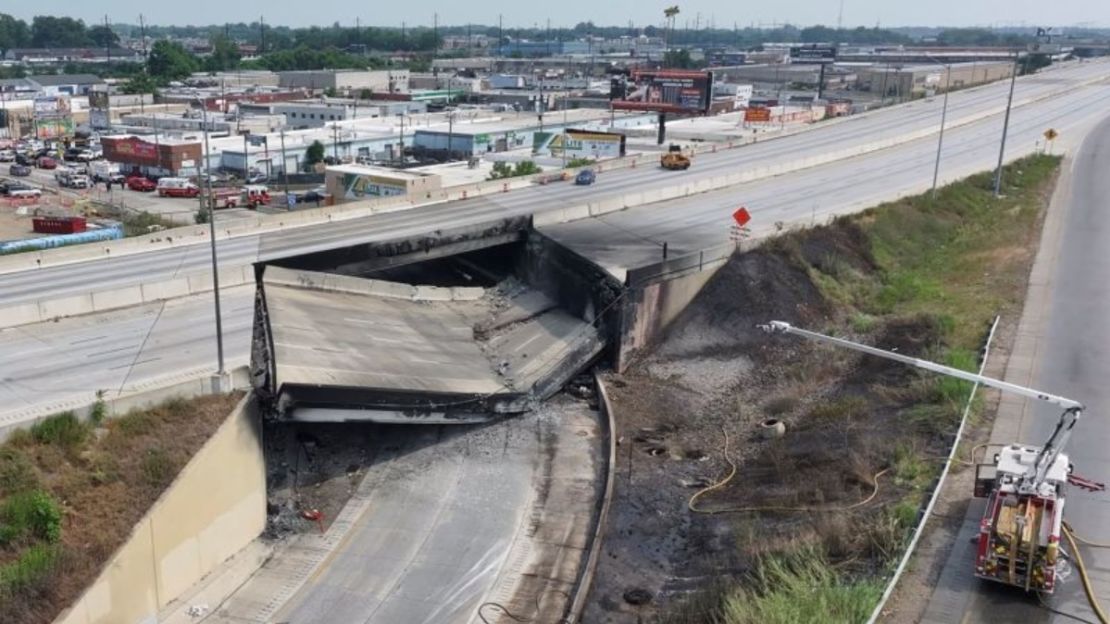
left=931, top=62, right=952, bottom=198
left=104, top=15, right=111, bottom=63
left=138, top=13, right=147, bottom=61
left=332, top=123, right=338, bottom=162
left=242, top=133, right=250, bottom=177
left=447, top=111, right=454, bottom=160
left=198, top=101, right=225, bottom=386
left=561, top=73, right=568, bottom=168
left=994, top=53, right=1020, bottom=197
left=279, top=128, right=289, bottom=198
left=399, top=114, right=406, bottom=165
left=259, top=16, right=266, bottom=54
left=498, top=15, right=503, bottom=55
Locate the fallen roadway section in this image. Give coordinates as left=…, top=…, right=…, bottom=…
left=253, top=266, right=605, bottom=422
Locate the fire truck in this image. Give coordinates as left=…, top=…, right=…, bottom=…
left=763, top=320, right=1105, bottom=594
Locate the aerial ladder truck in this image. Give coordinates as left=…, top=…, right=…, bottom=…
left=762, top=320, right=1105, bottom=594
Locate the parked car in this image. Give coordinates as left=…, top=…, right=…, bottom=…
left=0, top=149, right=14, bottom=162
left=574, top=169, right=597, bottom=186
left=15, top=153, right=33, bottom=166
left=6, top=183, right=42, bottom=198
left=36, top=156, right=57, bottom=169
left=296, top=186, right=331, bottom=204
left=65, top=174, right=92, bottom=190
left=156, top=177, right=200, bottom=198
left=126, top=176, right=156, bottom=192
left=63, top=147, right=84, bottom=161
left=8, top=163, right=32, bottom=177
left=75, top=150, right=98, bottom=162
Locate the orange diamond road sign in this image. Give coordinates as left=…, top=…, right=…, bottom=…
left=1044, top=128, right=1058, bottom=141
left=733, top=207, right=751, bottom=227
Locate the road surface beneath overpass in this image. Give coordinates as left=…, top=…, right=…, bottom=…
left=1, top=62, right=1109, bottom=427
left=0, top=60, right=1106, bottom=308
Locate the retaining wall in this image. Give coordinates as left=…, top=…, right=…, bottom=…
left=616, top=244, right=735, bottom=372
left=55, top=394, right=266, bottom=624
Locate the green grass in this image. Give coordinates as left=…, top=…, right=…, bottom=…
left=720, top=546, right=883, bottom=624
left=0, top=489, right=62, bottom=545
left=0, top=543, right=60, bottom=599
left=29, top=412, right=87, bottom=449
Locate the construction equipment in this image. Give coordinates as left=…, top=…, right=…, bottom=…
left=660, top=144, right=691, bottom=171
left=762, top=320, right=1105, bottom=594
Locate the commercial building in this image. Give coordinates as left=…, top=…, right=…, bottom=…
left=101, top=135, right=203, bottom=177
left=273, top=99, right=427, bottom=129
left=855, top=61, right=1016, bottom=97
left=26, top=74, right=105, bottom=97
left=277, top=70, right=410, bottom=94
left=3, top=48, right=142, bottom=64
left=324, top=164, right=442, bottom=202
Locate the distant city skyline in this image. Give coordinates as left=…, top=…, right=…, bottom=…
left=5, top=1, right=1108, bottom=31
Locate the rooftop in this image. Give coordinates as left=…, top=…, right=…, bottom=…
left=27, top=74, right=105, bottom=86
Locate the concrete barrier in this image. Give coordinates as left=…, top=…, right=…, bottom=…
left=55, top=394, right=266, bottom=624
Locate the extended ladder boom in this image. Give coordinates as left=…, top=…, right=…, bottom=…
left=763, top=321, right=1085, bottom=494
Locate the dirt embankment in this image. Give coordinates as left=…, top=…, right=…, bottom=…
left=585, top=154, right=1060, bottom=624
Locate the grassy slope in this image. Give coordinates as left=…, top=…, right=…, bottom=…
left=707, top=154, right=1061, bottom=624
left=0, top=393, right=243, bottom=624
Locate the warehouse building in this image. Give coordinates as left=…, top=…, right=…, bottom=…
left=277, top=70, right=410, bottom=94
left=855, top=61, right=1016, bottom=97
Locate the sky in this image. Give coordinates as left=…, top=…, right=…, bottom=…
left=6, top=0, right=1109, bottom=30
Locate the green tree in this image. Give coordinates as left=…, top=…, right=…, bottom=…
left=204, top=33, right=240, bottom=72
left=305, top=140, right=325, bottom=167
left=663, top=48, right=699, bottom=69
left=147, top=40, right=198, bottom=81
left=88, top=24, right=120, bottom=48
left=30, top=16, right=92, bottom=47
left=0, top=13, right=30, bottom=56
left=121, top=73, right=160, bottom=96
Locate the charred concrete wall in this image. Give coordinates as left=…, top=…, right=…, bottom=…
left=521, top=230, right=624, bottom=350
left=616, top=244, right=734, bottom=372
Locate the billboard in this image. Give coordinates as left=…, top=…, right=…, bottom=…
left=536, top=129, right=626, bottom=159
left=34, top=95, right=72, bottom=118
left=88, top=90, right=110, bottom=130
left=744, top=107, right=772, bottom=123
left=611, top=70, right=714, bottom=114
left=35, top=118, right=75, bottom=140
left=340, top=174, right=407, bottom=200
left=102, top=136, right=160, bottom=165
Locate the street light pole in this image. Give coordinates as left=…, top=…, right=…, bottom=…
left=561, top=75, right=568, bottom=168
left=279, top=128, right=289, bottom=197
left=200, top=102, right=225, bottom=383
left=993, top=53, right=1021, bottom=198
left=931, top=62, right=952, bottom=199
left=447, top=111, right=454, bottom=160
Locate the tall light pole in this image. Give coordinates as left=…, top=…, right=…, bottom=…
left=993, top=53, right=1021, bottom=198
left=930, top=59, right=952, bottom=199
left=561, top=72, right=568, bottom=168
left=446, top=111, right=455, bottom=160
left=198, top=100, right=225, bottom=383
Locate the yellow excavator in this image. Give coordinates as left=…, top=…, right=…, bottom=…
left=660, top=144, right=691, bottom=171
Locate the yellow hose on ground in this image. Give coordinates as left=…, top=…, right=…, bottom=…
left=1063, top=523, right=1109, bottom=624
left=688, top=426, right=889, bottom=515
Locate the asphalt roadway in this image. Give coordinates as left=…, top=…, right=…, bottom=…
left=0, top=59, right=1107, bottom=307
left=919, top=111, right=1110, bottom=624
left=2, top=61, right=1110, bottom=426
